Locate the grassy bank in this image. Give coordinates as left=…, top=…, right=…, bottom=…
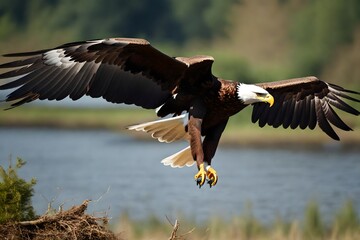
left=112, top=201, right=360, bottom=240
left=0, top=106, right=155, bottom=130
left=0, top=106, right=359, bottom=148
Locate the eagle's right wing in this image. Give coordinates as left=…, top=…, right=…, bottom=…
left=253, top=76, right=359, bottom=140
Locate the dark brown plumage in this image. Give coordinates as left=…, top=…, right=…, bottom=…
left=1, top=37, right=359, bottom=187
left=254, top=77, right=359, bottom=140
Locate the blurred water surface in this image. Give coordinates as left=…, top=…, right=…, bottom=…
left=0, top=127, right=359, bottom=223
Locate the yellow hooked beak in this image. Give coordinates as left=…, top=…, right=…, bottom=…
left=257, top=93, right=274, bottom=107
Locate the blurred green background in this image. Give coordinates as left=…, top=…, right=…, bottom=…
left=1, top=0, right=360, bottom=86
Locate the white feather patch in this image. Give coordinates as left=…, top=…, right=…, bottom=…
left=43, top=49, right=76, bottom=69
left=127, top=114, right=189, bottom=143
left=161, top=146, right=195, bottom=168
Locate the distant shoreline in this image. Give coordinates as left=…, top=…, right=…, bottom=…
left=1, top=106, right=359, bottom=150
left=1, top=124, right=359, bottom=152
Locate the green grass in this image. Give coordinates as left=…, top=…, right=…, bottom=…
left=0, top=106, right=359, bottom=148
left=0, top=106, right=155, bottom=130
left=112, top=200, right=360, bottom=240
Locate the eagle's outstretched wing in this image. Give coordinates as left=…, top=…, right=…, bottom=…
left=0, top=38, right=188, bottom=109
left=253, top=76, right=360, bottom=140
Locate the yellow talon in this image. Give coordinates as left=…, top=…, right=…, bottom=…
left=206, top=166, right=218, bottom=187
left=194, top=163, right=206, bottom=187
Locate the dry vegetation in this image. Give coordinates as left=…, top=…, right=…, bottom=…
left=0, top=200, right=191, bottom=240
left=1, top=200, right=360, bottom=240
left=0, top=200, right=119, bottom=240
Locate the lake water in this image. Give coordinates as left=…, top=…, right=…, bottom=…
left=0, top=127, right=359, bottom=224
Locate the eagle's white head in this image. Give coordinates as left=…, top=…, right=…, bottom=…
left=237, top=83, right=274, bottom=106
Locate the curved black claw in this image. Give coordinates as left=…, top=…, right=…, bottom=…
left=206, top=166, right=218, bottom=187
left=196, top=178, right=204, bottom=188
left=194, top=163, right=206, bottom=188
left=207, top=179, right=213, bottom=188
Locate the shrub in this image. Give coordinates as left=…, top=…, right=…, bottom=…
left=0, top=158, right=36, bottom=223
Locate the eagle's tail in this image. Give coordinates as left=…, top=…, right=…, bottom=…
left=127, top=114, right=194, bottom=168
left=126, top=114, right=189, bottom=143
left=161, top=146, right=195, bottom=168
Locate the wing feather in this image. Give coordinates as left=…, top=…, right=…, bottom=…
left=0, top=56, right=41, bottom=69
left=316, top=97, right=339, bottom=140
left=251, top=102, right=265, bottom=124
left=308, top=98, right=317, bottom=130
left=258, top=105, right=270, bottom=127
left=327, top=92, right=359, bottom=115
left=251, top=105, right=259, bottom=123
left=266, top=94, right=283, bottom=126
left=290, top=98, right=303, bottom=129
left=5, top=67, right=59, bottom=101
left=54, top=63, right=87, bottom=100
left=31, top=68, right=64, bottom=99
left=69, top=62, right=99, bottom=100
left=0, top=38, right=189, bottom=109
left=253, top=76, right=359, bottom=140
left=69, top=63, right=95, bottom=100
left=272, top=98, right=288, bottom=128
left=38, top=68, right=77, bottom=99
left=41, top=67, right=75, bottom=101
left=86, top=64, right=115, bottom=98
left=282, top=97, right=295, bottom=129
left=323, top=101, right=352, bottom=131
left=299, top=95, right=311, bottom=129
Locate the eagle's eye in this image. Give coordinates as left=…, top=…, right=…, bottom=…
left=255, top=92, right=268, bottom=97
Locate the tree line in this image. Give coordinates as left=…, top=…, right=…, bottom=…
left=0, top=0, right=238, bottom=43
left=1, top=0, right=360, bottom=82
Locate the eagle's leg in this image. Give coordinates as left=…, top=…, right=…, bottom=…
left=188, top=99, right=208, bottom=187
left=188, top=115, right=206, bottom=187
left=203, top=119, right=228, bottom=187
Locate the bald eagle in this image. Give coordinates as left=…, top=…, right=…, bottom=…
left=0, top=38, right=359, bottom=187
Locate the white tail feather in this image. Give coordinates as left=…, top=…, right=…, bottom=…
left=127, top=114, right=194, bottom=168
left=127, top=114, right=189, bottom=143
left=161, top=146, right=194, bottom=168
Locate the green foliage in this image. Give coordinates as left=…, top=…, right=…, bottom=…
left=335, top=200, right=359, bottom=235
left=170, top=0, right=239, bottom=41
left=1, top=0, right=360, bottom=87
left=0, top=158, right=37, bottom=223
left=291, top=0, right=360, bottom=76
left=0, top=0, right=28, bottom=27
left=59, top=0, right=180, bottom=41
left=303, top=201, right=324, bottom=239
left=212, top=54, right=255, bottom=82
left=0, top=14, right=17, bottom=39
left=239, top=203, right=263, bottom=238
left=0, top=0, right=237, bottom=43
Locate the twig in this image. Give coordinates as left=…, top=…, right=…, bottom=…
left=94, top=186, right=111, bottom=203
left=18, top=200, right=90, bottom=226
left=18, top=215, right=57, bottom=226
left=168, top=219, right=179, bottom=240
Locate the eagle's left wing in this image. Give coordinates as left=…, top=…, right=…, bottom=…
left=252, top=76, right=359, bottom=140
left=0, top=38, right=188, bottom=109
